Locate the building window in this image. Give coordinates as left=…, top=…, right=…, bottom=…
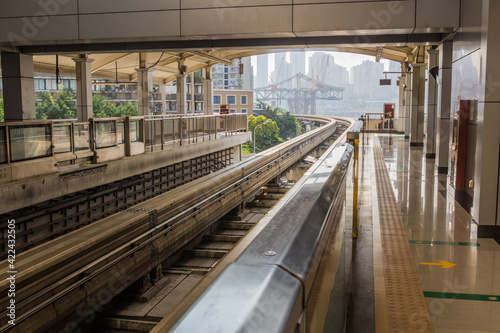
left=230, top=109, right=236, bottom=114
left=214, top=95, right=222, bottom=104
left=195, top=85, right=202, bottom=94
left=241, top=95, right=247, bottom=105
left=227, top=95, right=236, bottom=105
left=241, top=109, right=247, bottom=113
left=214, top=109, right=219, bottom=114
left=195, top=102, right=203, bottom=111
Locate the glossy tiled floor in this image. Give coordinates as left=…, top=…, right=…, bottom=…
left=376, top=134, right=500, bottom=333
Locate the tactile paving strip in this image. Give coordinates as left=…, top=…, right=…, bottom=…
left=373, top=138, right=434, bottom=333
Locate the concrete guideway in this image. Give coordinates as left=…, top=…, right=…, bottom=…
left=0, top=116, right=348, bottom=332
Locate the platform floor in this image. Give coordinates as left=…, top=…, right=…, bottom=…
left=348, top=134, right=500, bottom=333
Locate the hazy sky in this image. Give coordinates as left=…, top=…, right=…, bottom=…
left=251, top=51, right=392, bottom=76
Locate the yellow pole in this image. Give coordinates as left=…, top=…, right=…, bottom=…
left=353, top=138, right=359, bottom=238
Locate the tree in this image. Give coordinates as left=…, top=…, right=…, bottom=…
left=244, top=115, right=283, bottom=153
left=254, top=101, right=304, bottom=140
left=92, top=93, right=138, bottom=118
left=36, top=89, right=77, bottom=120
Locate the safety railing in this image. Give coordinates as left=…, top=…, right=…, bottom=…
left=0, top=114, right=248, bottom=165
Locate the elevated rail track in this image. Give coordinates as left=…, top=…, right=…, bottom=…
left=0, top=115, right=354, bottom=332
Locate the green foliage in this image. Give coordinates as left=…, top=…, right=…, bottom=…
left=0, top=100, right=4, bottom=122
left=92, top=94, right=138, bottom=118
left=254, top=101, right=303, bottom=140
left=32, top=89, right=138, bottom=120
left=244, top=114, right=283, bottom=153
left=36, top=89, right=77, bottom=120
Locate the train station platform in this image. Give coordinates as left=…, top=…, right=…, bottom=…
left=346, top=133, right=500, bottom=333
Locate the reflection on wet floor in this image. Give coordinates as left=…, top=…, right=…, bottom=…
left=376, top=134, right=500, bottom=333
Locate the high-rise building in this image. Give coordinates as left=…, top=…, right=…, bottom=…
left=290, top=51, right=306, bottom=76
left=308, top=52, right=349, bottom=88
left=255, top=54, right=269, bottom=88
left=212, top=58, right=253, bottom=90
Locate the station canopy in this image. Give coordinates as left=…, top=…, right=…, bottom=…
left=1, top=46, right=425, bottom=85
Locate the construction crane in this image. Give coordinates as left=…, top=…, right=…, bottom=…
left=269, top=55, right=286, bottom=89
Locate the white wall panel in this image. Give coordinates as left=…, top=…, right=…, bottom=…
left=415, top=0, right=460, bottom=32
left=79, top=0, right=179, bottom=14
left=293, top=1, right=414, bottom=36
left=0, top=0, right=77, bottom=18
left=0, top=15, right=78, bottom=42
left=181, top=0, right=291, bottom=9
left=181, top=6, right=292, bottom=37
left=79, top=12, right=181, bottom=40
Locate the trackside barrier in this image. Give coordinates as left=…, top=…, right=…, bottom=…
left=0, top=114, right=248, bottom=165
left=170, top=142, right=354, bottom=333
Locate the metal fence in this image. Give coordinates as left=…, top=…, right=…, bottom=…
left=0, top=114, right=248, bottom=165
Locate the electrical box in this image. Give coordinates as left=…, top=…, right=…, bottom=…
left=449, top=100, right=470, bottom=190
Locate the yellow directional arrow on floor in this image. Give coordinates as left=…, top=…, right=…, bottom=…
left=420, top=261, right=456, bottom=268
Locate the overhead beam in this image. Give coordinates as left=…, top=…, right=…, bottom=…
left=18, top=34, right=444, bottom=54
left=92, top=53, right=131, bottom=73
left=188, top=51, right=233, bottom=66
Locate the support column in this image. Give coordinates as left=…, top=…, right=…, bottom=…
left=160, top=83, right=167, bottom=115
left=203, top=67, right=213, bottom=115
left=435, top=41, right=453, bottom=174
left=425, top=50, right=439, bottom=158
left=1, top=52, right=36, bottom=121
left=135, top=68, right=153, bottom=116
left=398, top=75, right=406, bottom=133
left=176, top=75, right=187, bottom=114
left=473, top=0, right=500, bottom=232
left=404, top=74, right=412, bottom=139
left=409, top=63, right=426, bottom=146
left=73, top=55, right=94, bottom=122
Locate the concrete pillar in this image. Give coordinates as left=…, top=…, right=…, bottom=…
left=176, top=75, right=187, bottom=114
left=73, top=55, right=94, bottom=122
left=203, top=67, right=213, bottom=115
left=160, top=83, right=167, bottom=115
left=409, top=63, right=426, bottom=146
left=1, top=52, right=36, bottom=121
left=425, top=50, right=439, bottom=158
left=435, top=41, right=453, bottom=174
left=398, top=75, right=406, bottom=133
left=135, top=68, right=153, bottom=116
left=404, top=74, right=412, bottom=139
left=473, top=0, right=500, bottom=232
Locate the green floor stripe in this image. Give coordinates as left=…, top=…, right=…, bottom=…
left=409, top=240, right=480, bottom=247
left=424, top=291, right=500, bottom=302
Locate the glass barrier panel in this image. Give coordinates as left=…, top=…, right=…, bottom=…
left=0, top=127, right=6, bottom=164
left=130, top=121, right=141, bottom=142
left=174, top=118, right=180, bottom=141
left=153, top=120, right=162, bottom=148
left=95, top=121, right=117, bottom=149
left=117, top=122, right=125, bottom=144
left=144, top=121, right=153, bottom=148
left=74, top=124, right=91, bottom=151
left=53, top=125, right=72, bottom=154
left=164, top=119, right=175, bottom=143
left=9, top=124, right=52, bottom=162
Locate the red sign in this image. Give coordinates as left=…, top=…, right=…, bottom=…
left=220, top=104, right=229, bottom=115
left=383, top=103, right=395, bottom=118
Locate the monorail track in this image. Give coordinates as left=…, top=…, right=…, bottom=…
left=0, top=116, right=353, bottom=332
